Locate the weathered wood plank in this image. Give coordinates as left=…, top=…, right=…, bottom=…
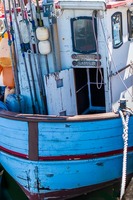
left=28, top=121, right=38, bottom=161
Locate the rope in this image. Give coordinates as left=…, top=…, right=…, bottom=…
left=92, top=11, right=104, bottom=90
left=119, top=110, right=130, bottom=200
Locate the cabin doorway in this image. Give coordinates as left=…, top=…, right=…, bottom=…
left=74, top=68, right=106, bottom=114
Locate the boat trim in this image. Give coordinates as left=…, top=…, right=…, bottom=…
left=29, top=121, right=38, bottom=160
left=19, top=174, right=133, bottom=200
left=106, top=0, right=132, bottom=9
left=1, top=146, right=133, bottom=161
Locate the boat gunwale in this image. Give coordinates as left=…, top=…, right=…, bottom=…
left=0, top=109, right=120, bottom=122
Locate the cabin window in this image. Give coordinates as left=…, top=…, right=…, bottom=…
left=127, top=9, right=133, bottom=40
left=71, top=16, right=97, bottom=54
left=111, top=12, right=123, bottom=48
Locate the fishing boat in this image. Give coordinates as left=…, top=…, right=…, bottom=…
left=0, top=0, right=133, bottom=199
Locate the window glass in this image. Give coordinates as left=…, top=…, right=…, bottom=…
left=111, top=12, right=123, bottom=48
left=71, top=17, right=97, bottom=53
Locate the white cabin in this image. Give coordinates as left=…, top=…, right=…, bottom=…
left=42, top=0, right=133, bottom=115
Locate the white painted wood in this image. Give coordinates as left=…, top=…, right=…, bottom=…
left=44, top=68, right=77, bottom=115
left=111, top=69, right=133, bottom=111
left=106, top=7, right=133, bottom=111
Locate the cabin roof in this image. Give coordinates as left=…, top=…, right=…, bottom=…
left=106, top=0, right=133, bottom=9
left=58, top=0, right=133, bottom=10
left=58, top=0, right=106, bottom=10
left=58, top=0, right=132, bottom=3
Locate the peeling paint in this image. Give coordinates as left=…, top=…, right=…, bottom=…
left=46, top=174, right=54, bottom=177
left=34, top=166, right=40, bottom=192
left=25, top=170, right=31, bottom=190
left=65, top=124, right=70, bottom=127
left=96, top=162, right=104, bottom=166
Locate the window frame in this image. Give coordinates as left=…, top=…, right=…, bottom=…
left=71, top=16, right=97, bottom=54
left=111, top=12, right=123, bottom=49
left=127, top=9, right=133, bottom=40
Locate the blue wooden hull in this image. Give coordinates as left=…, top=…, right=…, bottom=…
left=1, top=0, right=133, bottom=199
left=0, top=111, right=133, bottom=199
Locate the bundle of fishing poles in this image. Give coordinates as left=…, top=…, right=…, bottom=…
left=2, top=0, right=50, bottom=114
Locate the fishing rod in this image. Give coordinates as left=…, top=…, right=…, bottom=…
left=20, top=0, right=40, bottom=114
left=8, top=0, right=20, bottom=95
left=43, top=0, right=61, bottom=72
left=28, top=0, right=44, bottom=88
left=36, top=0, right=43, bottom=27
left=3, top=0, right=18, bottom=93
left=47, top=3, right=59, bottom=72
left=28, top=0, right=48, bottom=114
left=49, top=20, right=58, bottom=71
left=21, top=0, right=48, bottom=114
left=11, top=0, right=36, bottom=114
left=7, top=0, right=25, bottom=113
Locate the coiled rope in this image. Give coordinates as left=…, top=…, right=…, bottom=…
left=119, top=110, right=130, bottom=200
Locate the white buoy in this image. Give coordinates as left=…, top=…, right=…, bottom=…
left=36, top=27, right=49, bottom=41
left=38, top=40, right=51, bottom=55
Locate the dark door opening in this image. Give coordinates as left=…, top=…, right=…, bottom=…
left=74, top=68, right=89, bottom=114
left=74, top=67, right=105, bottom=114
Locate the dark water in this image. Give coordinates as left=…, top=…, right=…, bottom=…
left=0, top=170, right=122, bottom=200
